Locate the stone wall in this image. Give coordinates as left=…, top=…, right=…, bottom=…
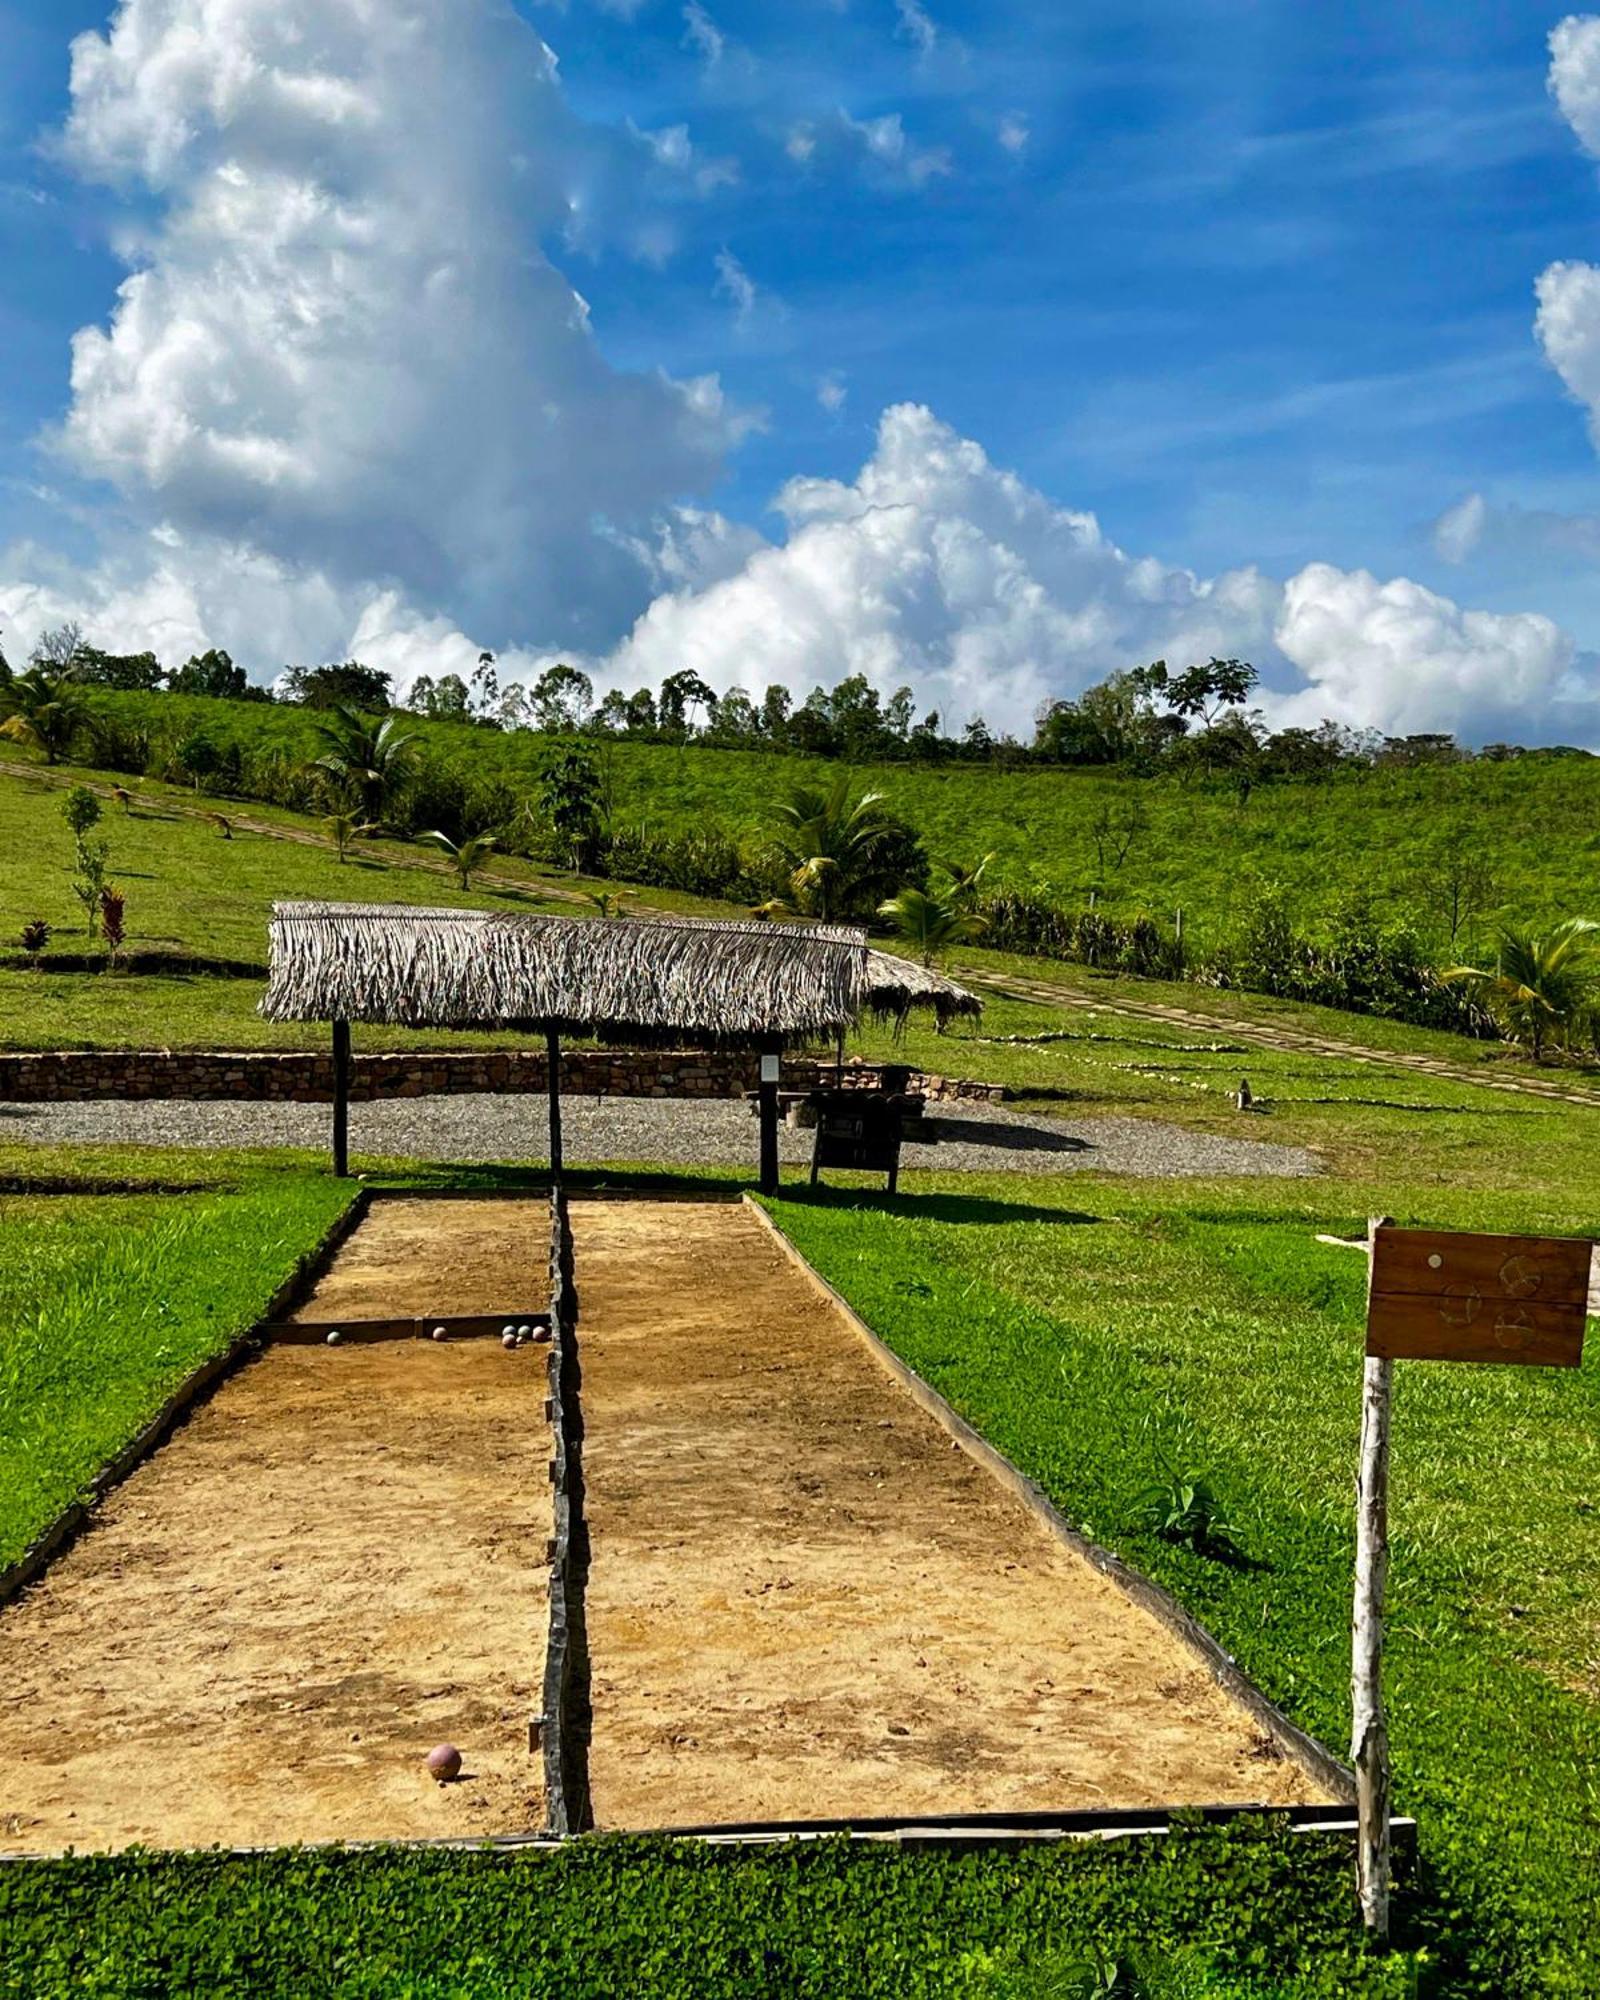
left=0, top=1048, right=1005, bottom=1106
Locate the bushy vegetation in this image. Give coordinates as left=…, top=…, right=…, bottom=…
left=0, top=1822, right=1414, bottom=2000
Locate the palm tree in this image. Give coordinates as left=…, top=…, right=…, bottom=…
left=1445, top=920, right=1600, bottom=1062
left=767, top=772, right=912, bottom=921
left=877, top=886, right=988, bottom=967
left=419, top=829, right=498, bottom=889
left=323, top=811, right=376, bottom=863
left=309, top=704, right=418, bottom=822
left=0, top=669, right=91, bottom=765
left=939, top=850, right=999, bottom=907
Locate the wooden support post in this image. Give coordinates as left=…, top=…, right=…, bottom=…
left=757, top=1036, right=781, bottom=1196
left=331, top=1019, right=351, bottom=1179
left=1353, top=1214, right=1394, bottom=1944
left=546, top=1026, right=564, bottom=1188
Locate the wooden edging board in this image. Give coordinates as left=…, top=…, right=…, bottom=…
left=739, top=1193, right=1368, bottom=1816
left=540, top=1188, right=591, bottom=1837
left=0, top=1185, right=374, bottom=1615
left=0, top=1799, right=1411, bottom=1866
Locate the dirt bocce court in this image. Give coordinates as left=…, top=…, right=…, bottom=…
left=0, top=1192, right=1331, bottom=1855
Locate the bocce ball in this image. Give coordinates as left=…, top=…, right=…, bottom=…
left=426, top=1743, right=462, bottom=1783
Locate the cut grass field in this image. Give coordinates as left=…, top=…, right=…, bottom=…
left=0, top=761, right=741, bottom=1049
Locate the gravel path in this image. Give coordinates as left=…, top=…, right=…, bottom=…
left=0, top=1094, right=1315, bottom=1178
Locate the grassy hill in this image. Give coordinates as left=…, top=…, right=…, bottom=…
left=68, top=687, right=1600, bottom=953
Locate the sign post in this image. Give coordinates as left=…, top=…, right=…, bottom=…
left=1354, top=1220, right=1591, bottom=1944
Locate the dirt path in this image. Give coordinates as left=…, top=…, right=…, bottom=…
left=0, top=1198, right=548, bottom=1854
left=573, top=1197, right=1330, bottom=1828
left=968, top=967, right=1600, bottom=1110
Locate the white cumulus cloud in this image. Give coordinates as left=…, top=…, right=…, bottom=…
left=577, top=406, right=1593, bottom=746
left=48, top=0, right=742, bottom=648
left=1537, top=22, right=1600, bottom=446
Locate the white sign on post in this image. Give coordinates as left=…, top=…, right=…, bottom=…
left=760, top=1053, right=781, bottom=1084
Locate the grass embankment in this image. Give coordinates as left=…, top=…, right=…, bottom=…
left=0, top=757, right=1584, bottom=1101
left=0, top=1159, right=353, bottom=1567
left=77, top=684, right=1600, bottom=935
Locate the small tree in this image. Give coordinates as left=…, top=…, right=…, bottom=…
left=1420, top=822, right=1497, bottom=946
left=20, top=919, right=50, bottom=966
left=939, top=851, right=999, bottom=907
left=535, top=745, right=603, bottom=871
left=324, top=811, right=376, bottom=862
left=71, top=834, right=110, bottom=937
left=419, top=829, right=498, bottom=889
left=62, top=785, right=102, bottom=840
left=1089, top=795, right=1147, bottom=882
left=175, top=731, right=224, bottom=793
left=100, top=885, right=126, bottom=967
left=0, top=668, right=91, bottom=764
left=1445, top=920, right=1600, bottom=1062
left=309, top=704, right=419, bottom=822
left=766, top=773, right=926, bottom=922
left=877, top=886, right=988, bottom=968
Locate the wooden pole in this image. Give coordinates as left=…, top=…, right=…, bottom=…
left=546, top=1026, right=564, bottom=1188
left=331, top=1019, right=351, bottom=1179
left=757, top=1035, right=781, bottom=1196
left=1353, top=1214, right=1394, bottom=1944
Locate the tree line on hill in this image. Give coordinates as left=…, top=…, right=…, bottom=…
left=3, top=622, right=1589, bottom=777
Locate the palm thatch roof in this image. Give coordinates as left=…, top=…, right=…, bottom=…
left=262, top=902, right=979, bottom=1042
left=262, top=902, right=872, bottom=1044
left=865, top=948, right=983, bottom=1027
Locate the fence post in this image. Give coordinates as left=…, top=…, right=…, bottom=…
left=1353, top=1214, right=1394, bottom=1943
left=331, top=1019, right=350, bottom=1179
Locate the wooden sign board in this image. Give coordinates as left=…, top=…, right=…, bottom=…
left=1366, top=1226, right=1591, bottom=1367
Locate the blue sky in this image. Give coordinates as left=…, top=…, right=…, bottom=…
left=3, top=0, right=1600, bottom=740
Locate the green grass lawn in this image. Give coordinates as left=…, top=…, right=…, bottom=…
left=5, top=942, right=1600, bottom=1989
left=0, top=1158, right=354, bottom=1568
left=0, top=762, right=747, bottom=1049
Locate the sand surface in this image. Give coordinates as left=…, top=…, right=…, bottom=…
left=575, top=1197, right=1329, bottom=1828
left=0, top=1198, right=548, bottom=1854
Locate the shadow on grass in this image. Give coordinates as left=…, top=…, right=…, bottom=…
left=774, top=1184, right=1102, bottom=1229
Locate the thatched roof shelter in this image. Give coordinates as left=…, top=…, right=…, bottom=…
left=263, top=902, right=979, bottom=1040
left=864, top=948, right=982, bottom=1029
left=262, top=900, right=980, bottom=1190
left=263, top=902, right=874, bottom=1044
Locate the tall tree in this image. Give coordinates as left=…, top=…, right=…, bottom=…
left=658, top=669, right=717, bottom=736
left=281, top=661, right=393, bottom=709
left=530, top=663, right=594, bottom=733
